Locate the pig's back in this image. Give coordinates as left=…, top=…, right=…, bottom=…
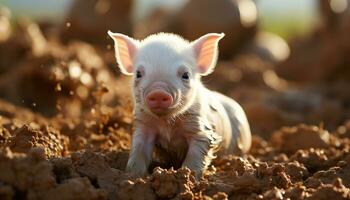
left=207, top=90, right=251, bottom=154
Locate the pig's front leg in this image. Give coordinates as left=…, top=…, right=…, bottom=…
left=182, top=134, right=213, bottom=178
left=126, top=127, right=155, bottom=176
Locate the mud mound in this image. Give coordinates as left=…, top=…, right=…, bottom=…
left=7, top=124, right=68, bottom=157
left=271, top=124, right=330, bottom=154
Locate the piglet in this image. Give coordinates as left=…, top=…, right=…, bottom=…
left=108, top=31, right=252, bottom=178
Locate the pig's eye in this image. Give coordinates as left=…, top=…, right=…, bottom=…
left=136, top=70, right=142, bottom=79
left=181, top=72, right=190, bottom=80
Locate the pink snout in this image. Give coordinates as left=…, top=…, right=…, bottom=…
left=146, top=90, right=173, bottom=111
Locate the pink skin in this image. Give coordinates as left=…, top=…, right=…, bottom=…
left=144, top=81, right=175, bottom=115
left=146, top=90, right=173, bottom=111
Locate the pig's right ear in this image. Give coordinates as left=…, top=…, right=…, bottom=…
left=108, top=31, right=139, bottom=75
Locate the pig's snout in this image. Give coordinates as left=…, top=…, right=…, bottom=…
left=146, top=90, right=173, bottom=111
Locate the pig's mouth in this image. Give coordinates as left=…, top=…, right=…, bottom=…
left=149, top=107, right=172, bottom=115
left=145, top=98, right=181, bottom=116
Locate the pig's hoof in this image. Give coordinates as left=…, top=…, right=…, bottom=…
left=183, top=167, right=203, bottom=181
left=126, top=161, right=148, bottom=177
left=193, top=171, right=204, bottom=181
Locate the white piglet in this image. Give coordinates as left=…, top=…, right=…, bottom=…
left=108, top=31, right=251, bottom=178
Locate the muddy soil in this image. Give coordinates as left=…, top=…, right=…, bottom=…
left=1, top=5, right=350, bottom=200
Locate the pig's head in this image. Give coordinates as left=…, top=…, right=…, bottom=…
left=108, top=31, right=224, bottom=117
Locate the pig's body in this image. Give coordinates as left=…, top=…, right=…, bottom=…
left=108, top=31, right=252, bottom=177
left=134, top=84, right=251, bottom=175
left=206, top=89, right=251, bottom=155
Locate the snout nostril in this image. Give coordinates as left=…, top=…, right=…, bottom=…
left=146, top=90, right=173, bottom=110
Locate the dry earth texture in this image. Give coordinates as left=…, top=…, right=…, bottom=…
left=0, top=1, right=350, bottom=199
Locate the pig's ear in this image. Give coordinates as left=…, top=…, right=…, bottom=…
left=108, top=31, right=139, bottom=75
left=191, top=33, right=225, bottom=76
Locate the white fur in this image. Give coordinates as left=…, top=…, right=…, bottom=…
left=133, top=33, right=196, bottom=78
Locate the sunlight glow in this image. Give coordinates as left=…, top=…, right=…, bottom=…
left=237, top=0, right=257, bottom=28
left=330, top=0, right=348, bottom=13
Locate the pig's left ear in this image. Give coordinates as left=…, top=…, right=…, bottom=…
left=108, top=31, right=139, bottom=75
left=191, top=33, right=225, bottom=76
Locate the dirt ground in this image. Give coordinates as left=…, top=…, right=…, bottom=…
left=1, top=2, right=350, bottom=199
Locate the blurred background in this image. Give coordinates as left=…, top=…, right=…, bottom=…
left=2, top=0, right=319, bottom=39
left=0, top=0, right=349, bottom=140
